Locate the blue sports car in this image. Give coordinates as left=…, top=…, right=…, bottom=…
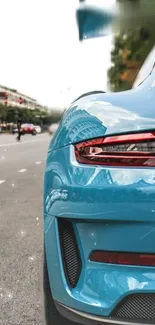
left=44, top=66, right=155, bottom=324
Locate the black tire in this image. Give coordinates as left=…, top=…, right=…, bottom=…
left=32, top=131, right=37, bottom=135
left=43, top=248, right=76, bottom=325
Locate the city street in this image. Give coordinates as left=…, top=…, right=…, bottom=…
left=0, top=133, right=51, bottom=325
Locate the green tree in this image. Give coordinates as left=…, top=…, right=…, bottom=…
left=108, top=27, right=154, bottom=91
left=0, top=104, right=62, bottom=130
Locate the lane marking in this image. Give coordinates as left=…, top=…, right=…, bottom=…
left=18, top=169, right=27, bottom=173
left=0, top=180, right=6, bottom=184
left=0, top=135, right=49, bottom=148
left=35, top=161, right=42, bottom=165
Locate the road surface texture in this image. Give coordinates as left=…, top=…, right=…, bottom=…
left=0, top=133, right=51, bottom=325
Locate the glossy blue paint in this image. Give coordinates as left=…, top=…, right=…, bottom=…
left=45, top=215, right=155, bottom=316
left=44, top=144, right=155, bottom=315
left=44, top=71, right=155, bottom=318
left=49, top=71, right=155, bottom=152
left=45, top=145, right=155, bottom=222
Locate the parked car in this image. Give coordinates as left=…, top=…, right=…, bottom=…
left=12, top=126, right=18, bottom=134
left=21, top=123, right=36, bottom=135
left=48, top=123, right=59, bottom=135
left=34, top=125, right=42, bottom=134
left=44, top=65, right=155, bottom=325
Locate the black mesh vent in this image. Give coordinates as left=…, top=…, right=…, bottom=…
left=112, top=294, right=155, bottom=321
left=58, top=218, right=82, bottom=288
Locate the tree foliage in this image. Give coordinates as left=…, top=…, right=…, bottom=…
left=108, top=0, right=155, bottom=91
left=108, top=27, right=154, bottom=91
left=0, top=104, right=62, bottom=127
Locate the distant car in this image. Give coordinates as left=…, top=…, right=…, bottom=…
left=48, top=123, right=59, bottom=135
left=21, top=124, right=37, bottom=135
left=34, top=125, right=42, bottom=134
left=12, top=127, right=18, bottom=134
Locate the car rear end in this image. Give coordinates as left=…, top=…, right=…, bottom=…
left=28, top=124, right=36, bottom=134
left=44, top=81, right=155, bottom=324
left=22, top=124, right=36, bottom=135
left=44, top=130, right=155, bottom=325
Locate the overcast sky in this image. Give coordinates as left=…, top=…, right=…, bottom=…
left=0, top=0, right=115, bottom=108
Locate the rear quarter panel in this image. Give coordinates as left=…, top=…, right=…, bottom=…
left=49, top=73, right=155, bottom=151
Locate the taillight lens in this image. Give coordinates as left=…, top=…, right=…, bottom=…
left=90, top=250, right=155, bottom=266
left=75, top=132, right=155, bottom=167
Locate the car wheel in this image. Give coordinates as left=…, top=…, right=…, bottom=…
left=43, top=248, right=75, bottom=325
left=32, top=131, right=36, bottom=135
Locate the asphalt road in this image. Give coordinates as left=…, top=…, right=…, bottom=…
left=0, top=133, right=51, bottom=325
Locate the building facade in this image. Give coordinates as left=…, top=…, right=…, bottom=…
left=0, top=85, right=45, bottom=111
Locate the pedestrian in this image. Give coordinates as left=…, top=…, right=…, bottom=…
left=16, top=117, right=22, bottom=141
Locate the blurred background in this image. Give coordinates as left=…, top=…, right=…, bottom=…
left=0, top=0, right=155, bottom=134
left=1, top=1, right=155, bottom=325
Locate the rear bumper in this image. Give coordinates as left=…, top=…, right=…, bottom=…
left=44, top=145, right=155, bottom=317
left=45, top=215, right=155, bottom=318
left=55, top=301, right=155, bottom=325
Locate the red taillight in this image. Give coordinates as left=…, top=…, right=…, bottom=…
left=75, top=132, right=155, bottom=167
left=90, top=251, right=155, bottom=266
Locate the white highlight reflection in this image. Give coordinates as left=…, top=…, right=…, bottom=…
left=128, top=278, right=147, bottom=290
left=20, top=230, right=26, bottom=237
left=28, top=256, right=35, bottom=262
